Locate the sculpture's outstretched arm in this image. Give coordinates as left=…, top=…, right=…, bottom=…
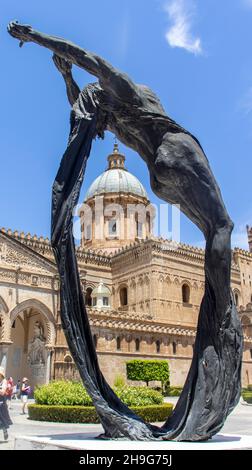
left=7, top=21, right=139, bottom=102
left=52, top=54, right=80, bottom=106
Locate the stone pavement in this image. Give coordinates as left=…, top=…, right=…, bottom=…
left=1, top=397, right=251, bottom=450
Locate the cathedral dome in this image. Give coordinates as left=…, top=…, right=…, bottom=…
left=84, top=144, right=148, bottom=201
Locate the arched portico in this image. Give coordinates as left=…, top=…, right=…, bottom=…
left=5, top=299, right=56, bottom=388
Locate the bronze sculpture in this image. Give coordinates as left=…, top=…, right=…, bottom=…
left=8, top=21, right=243, bottom=441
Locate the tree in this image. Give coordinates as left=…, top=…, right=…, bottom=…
left=126, top=360, right=169, bottom=391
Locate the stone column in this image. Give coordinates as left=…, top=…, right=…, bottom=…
left=45, top=348, right=53, bottom=384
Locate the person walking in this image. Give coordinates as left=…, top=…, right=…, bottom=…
left=20, top=378, right=30, bottom=415
left=0, top=367, right=13, bottom=441
left=6, top=377, right=14, bottom=409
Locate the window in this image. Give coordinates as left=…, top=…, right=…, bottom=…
left=147, top=213, right=151, bottom=234
left=135, top=338, right=140, bottom=352
left=103, top=297, right=109, bottom=306
left=92, top=297, right=97, bottom=307
left=250, top=349, right=252, bottom=360
left=156, top=340, right=161, bottom=354
left=64, top=354, right=73, bottom=363
left=120, top=287, right=128, bottom=306
left=93, top=334, right=98, bottom=348
left=85, top=287, right=93, bottom=306
left=136, top=220, right=143, bottom=238
left=235, top=292, right=239, bottom=307
left=182, top=284, right=190, bottom=303
left=85, top=224, right=92, bottom=240
left=116, top=337, right=121, bottom=350
left=108, top=220, right=117, bottom=237
left=172, top=342, right=177, bottom=355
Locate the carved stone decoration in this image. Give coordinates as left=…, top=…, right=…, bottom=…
left=27, top=321, right=46, bottom=378
left=8, top=22, right=243, bottom=442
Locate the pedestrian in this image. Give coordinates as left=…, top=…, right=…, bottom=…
left=0, top=367, right=13, bottom=441
left=14, top=379, right=21, bottom=399
left=20, top=377, right=30, bottom=415
left=6, top=377, right=14, bottom=409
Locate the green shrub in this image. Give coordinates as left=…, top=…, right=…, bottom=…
left=116, top=386, right=163, bottom=406
left=167, top=386, right=183, bottom=397
left=113, top=374, right=126, bottom=388
left=247, top=384, right=252, bottom=392
left=34, top=381, right=93, bottom=406
left=126, top=360, right=169, bottom=389
left=34, top=381, right=163, bottom=407
left=28, top=403, right=173, bottom=424
left=242, top=390, right=252, bottom=404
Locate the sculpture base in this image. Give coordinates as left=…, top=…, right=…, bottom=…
left=14, top=433, right=252, bottom=450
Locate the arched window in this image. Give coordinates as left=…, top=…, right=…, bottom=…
left=85, top=287, right=93, bottom=306
left=135, top=338, right=140, bottom=352
left=234, top=292, right=239, bottom=307
left=93, top=334, right=98, bottom=348
left=103, top=297, right=109, bottom=306
left=147, top=213, right=151, bottom=235
left=172, top=341, right=177, bottom=355
left=182, top=284, right=190, bottom=304
left=120, top=287, right=128, bottom=306
left=156, top=340, right=161, bottom=354
left=64, top=354, right=73, bottom=363
left=116, top=337, right=121, bottom=351
left=108, top=220, right=117, bottom=237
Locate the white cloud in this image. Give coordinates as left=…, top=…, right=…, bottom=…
left=231, top=228, right=249, bottom=250
left=164, top=0, right=202, bottom=55
left=232, top=218, right=252, bottom=250
left=193, top=225, right=250, bottom=251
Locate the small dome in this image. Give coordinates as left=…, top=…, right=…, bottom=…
left=91, top=282, right=111, bottom=297
left=84, top=143, right=148, bottom=201
left=85, top=170, right=148, bottom=200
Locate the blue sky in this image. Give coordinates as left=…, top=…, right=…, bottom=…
left=1, top=0, right=251, bottom=248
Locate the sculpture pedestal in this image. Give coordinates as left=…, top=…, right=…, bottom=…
left=14, top=433, right=252, bottom=450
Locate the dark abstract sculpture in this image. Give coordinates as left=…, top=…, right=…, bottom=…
left=8, top=21, right=243, bottom=441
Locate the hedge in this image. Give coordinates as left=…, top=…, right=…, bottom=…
left=34, top=381, right=163, bottom=407
left=28, top=403, right=173, bottom=424
left=167, top=387, right=183, bottom=397
left=242, top=390, right=252, bottom=404
left=126, top=360, right=169, bottom=388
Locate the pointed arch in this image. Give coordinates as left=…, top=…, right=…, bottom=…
left=9, top=299, right=56, bottom=347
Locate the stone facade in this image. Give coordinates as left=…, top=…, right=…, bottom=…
left=0, top=146, right=252, bottom=389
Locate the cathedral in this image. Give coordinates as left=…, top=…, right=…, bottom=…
left=0, top=144, right=251, bottom=389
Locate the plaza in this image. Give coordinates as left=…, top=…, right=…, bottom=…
left=1, top=397, right=251, bottom=450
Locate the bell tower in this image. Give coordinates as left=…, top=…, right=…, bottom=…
left=247, top=225, right=252, bottom=252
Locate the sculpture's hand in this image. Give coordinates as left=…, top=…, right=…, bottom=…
left=52, top=54, right=72, bottom=75
left=7, top=20, right=33, bottom=46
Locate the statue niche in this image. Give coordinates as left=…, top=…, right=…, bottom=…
left=27, top=321, right=46, bottom=377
